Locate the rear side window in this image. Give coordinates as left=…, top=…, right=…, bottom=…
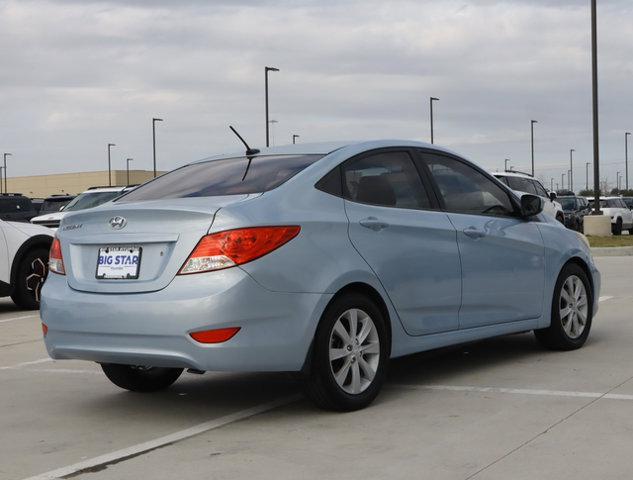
left=342, top=151, right=431, bottom=210
left=507, top=176, right=537, bottom=194
left=119, top=155, right=323, bottom=202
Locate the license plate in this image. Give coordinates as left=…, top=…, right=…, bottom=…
left=96, top=246, right=142, bottom=279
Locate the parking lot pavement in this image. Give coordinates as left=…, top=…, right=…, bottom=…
left=1, top=256, right=631, bottom=480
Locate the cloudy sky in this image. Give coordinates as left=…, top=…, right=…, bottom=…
left=1, top=0, right=632, bottom=190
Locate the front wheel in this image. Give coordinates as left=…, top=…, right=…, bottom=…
left=304, top=293, right=389, bottom=411
left=613, top=219, right=623, bottom=235
left=101, top=364, right=183, bottom=392
left=534, top=263, right=593, bottom=350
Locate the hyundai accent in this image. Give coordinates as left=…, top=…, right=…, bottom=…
left=41, top=140, right=600, bottom=410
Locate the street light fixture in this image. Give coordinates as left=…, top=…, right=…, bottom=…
left=531, top=120, right=538, bottom=177
left=152, top=118, right=163, bottom=179
left=268, top=120, right=278, bottom=146
left=265, top=66, right=280, bottom=147
left=569, top=149, right=575, bottom=192
left=430, top=97, right=439, bottom=144
left=586, top=162, right=591, bottom=191
left=126, top=158, right=133, bottom=185
left=3, top=153, right=12, bottom=194
left=292, top=134, right=300, bottom=145
left=626, top=132, right=631, bottom=190
left=107, top=143, right=115, bottom=187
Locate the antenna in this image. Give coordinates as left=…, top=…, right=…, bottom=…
left=229, top=125, right=260, bottom=156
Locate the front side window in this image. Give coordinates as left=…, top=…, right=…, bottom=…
left=532, top=180, right=549, bottom=198
left=119, top=155, right=323, bottom=202
left=507, top=176, right=537, bottom=194
left=424, top=154, right=515, bottom=217
left=342, top=151, right=430, bottom=209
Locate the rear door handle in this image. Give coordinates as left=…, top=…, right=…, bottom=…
left=359, top=217, right=389, bottom=231
left=463, top=227, right=486, bottom=239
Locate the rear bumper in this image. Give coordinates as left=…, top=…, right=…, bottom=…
left=40, top=270, right=332, bottom=372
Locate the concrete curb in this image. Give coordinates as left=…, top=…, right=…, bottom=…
left=591, top=246, right=633, bottom=257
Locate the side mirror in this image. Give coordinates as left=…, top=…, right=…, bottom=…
left=549, top=192, right=557, bottom=201
left=521, top=194, right=544, bottom=218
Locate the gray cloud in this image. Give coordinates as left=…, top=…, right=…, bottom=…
left=0, top=0, right=632, bottom=190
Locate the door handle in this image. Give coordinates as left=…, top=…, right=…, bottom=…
left=463, top=227, right=486, bottom=239
left=359, top=217, right=389, bottom=231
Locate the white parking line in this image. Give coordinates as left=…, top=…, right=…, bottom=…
left=21, top=394, right=301, bottom=480
left=599, top=295, right=614, bottom=302
left=0, top=358, right=52, bottom=370
left=395, top=384, right=633, bottom=401
left=0, top=314, right=39, bottom=324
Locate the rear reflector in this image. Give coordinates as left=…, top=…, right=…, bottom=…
left=179, top=226, right=300, bottom=275
left=42, top=323, right=48, bottom=337
left=190, top=327, right=240, bottom=344
left=49, top=238, right=65, bottom=275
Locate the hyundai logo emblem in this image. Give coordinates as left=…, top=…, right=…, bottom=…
left=109, top=216, right=127, bottom=230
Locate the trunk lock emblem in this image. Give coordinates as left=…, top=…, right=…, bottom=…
left=109, top=216, right=127, bottom=230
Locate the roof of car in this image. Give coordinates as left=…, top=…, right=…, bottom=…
left=492, top=171, right=534, bottom=178
left=191, top=139, right=459, bottom=164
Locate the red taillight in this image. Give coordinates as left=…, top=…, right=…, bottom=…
left=41, top=323, right=48, bottom=337
left=190, top=327, right=240, bottom=344
left=49, top=238, right=65, bottom=275
left=179, top=226, right=300, bottom=275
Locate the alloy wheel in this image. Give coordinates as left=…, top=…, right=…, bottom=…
left=559, top=275, right=588, bottom=339
left=25, top=257, right=47, bottom=303
left=328, top=308, right=380, bottom=395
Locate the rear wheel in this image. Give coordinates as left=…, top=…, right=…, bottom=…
left=304, top=293, right=388, bottom=411
left=11, top=248, right=49, bottom=310
left=534, top=263, right=592, bottom=350
left=101, top=364, right=183, bottom=392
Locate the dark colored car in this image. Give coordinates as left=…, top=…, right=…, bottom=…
left=0, top=194, right=39, bottom=222
left=558, top=195, right=590, bottom=232
left=39, top=195, right=76, bottom=214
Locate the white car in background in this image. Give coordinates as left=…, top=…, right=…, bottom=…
left=587, top=197, right=633, bottom=235
left=30, top=186, right=131, bottom=229
left=0, top=219, right=52, bottom=309
left=493, top=171, right=565, bottom=224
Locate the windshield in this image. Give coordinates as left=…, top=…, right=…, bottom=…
left=558, top=198, right=576, bottom=210
left=118, top=154, right=323, bottom=202
left=64, top=191, right=123, bottom=212
left=40, top=198, right=73, bottom=213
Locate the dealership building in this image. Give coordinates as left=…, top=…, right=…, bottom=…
left=3, top=170, right=164, bottom=198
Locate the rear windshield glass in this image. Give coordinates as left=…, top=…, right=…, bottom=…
left=64, top=191, right=123, bottom=211
left=118, top=155, right=323, bottom=202
left=558, top=198, right=576, bottom=210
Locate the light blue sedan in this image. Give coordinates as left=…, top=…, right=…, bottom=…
left=41, top=140, right=600, bottom=410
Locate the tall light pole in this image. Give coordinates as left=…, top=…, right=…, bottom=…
left=617, top=171, right=621, bottom=191
left=107, top=143, right=115, bottom=187
left=561, top=172, right=566, bottom=191
left=0, top=166, right=4, bottom=194
left=3, top=153, right=11, bottom=194
left=626, top=132, right=631, bottom=190
left=265, top=66, right=279, bottom=147
left=292, top=134, right=299, bottom=145
left=586, top=162, right=591, bottom=191
left=152, top=118, right=163, bottom=179
left=430, top=97, right=439, bottom=144
left=569, top=149, right=575, bottom=192
left=126, top=158, right=133, bottom=185
left=591, top=0, right=601, bottom=214
left=504, top=158, right=510, bottom=171
left=550, top=178, right=554, bottom=192
left=268, top=120, right=278, bottom=146
left=531, top=120, right=538, bottom=177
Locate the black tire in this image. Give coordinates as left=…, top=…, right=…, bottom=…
left=534, top=263, right=593, bottom=351
left=303, top=293, right=389, bottom=411
left=101, top=364, right=183, bottom=392
left=11, top=247, right=49, bottom=310
left=613, top=218, right=623, bottom=235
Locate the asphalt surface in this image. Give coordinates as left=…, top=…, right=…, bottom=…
left=1, top=257, right=631, bottom=480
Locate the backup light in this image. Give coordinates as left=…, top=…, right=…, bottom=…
left=179, top=226, right=300, bottom=275
left=49, top=238, right=65, bottom=275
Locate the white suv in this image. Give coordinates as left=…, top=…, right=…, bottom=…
left=0, top=219, right=53, bottom=309
left=31, top=186, right=130, bottom=230
left=493, top=171, right=565, bottom=223
left=587, top=197, right=633, bottom=235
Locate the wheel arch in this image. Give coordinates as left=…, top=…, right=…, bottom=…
left=565, top=256, right=595, bottom=302
left=9, top=235, right=53, bottom=292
